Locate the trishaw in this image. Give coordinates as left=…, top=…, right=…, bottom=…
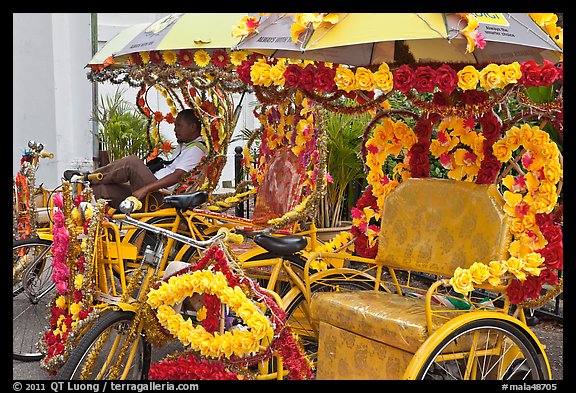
left=26, top=12, right=563, bottom=381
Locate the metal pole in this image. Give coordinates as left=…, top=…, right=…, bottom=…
left=90, top=13, right=100, bottom=169
left=234, top=145, right=244, bottom=217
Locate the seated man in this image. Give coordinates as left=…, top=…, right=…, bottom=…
left=91, top=109, right=206, bottom=210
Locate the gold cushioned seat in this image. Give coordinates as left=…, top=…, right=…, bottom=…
left=310, top=290, right=455, bottom=354
left=310, top=178, right=511, bottom=379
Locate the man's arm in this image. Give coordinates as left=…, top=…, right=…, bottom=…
left=132, top=169, right=187, bottom=200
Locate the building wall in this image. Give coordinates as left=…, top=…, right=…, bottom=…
left=13, top=13, right=255, bottom=192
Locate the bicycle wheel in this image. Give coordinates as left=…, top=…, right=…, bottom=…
left=58, top=310, right=151, bottom=380
left=13, top=238, right=55, bottom=361
left=413, top=318, right=550, bottom=380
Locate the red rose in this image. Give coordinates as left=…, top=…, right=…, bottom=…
left=523, top=275, right=544, bottom=300
left=476, top=154, right=502, bottom=184
left=538, top=268, right=558, bottom=285
left=478, top=112, right=502, bottom=142
left=539, top=242, right=563, bottom=270
left=299, top=64, right=317, bottom=92
left=435, top=64, right=458, bottom=95
left=540, top=60, right=559, bottom=86
left=393, top=64, right=414, bottom=93
left=236, top=59, right=254, bottom=85
left=413, top=66, right=437, bottom=93
left=284, top=64, right=303, bottom=88
left=520, top=60, right=542, bottom=87
left=506, top=279, right=526, bottom=304
left=315, top=65, right=337, bottom=93
left=408, top=142, right=430, bottom=178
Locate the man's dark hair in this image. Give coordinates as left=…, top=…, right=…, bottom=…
left=178, top=108, right=201, bottom=129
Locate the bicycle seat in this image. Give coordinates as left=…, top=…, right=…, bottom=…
left=163, top=191, right=208, bottom=210
left=253, top=234, right=308, bottom=256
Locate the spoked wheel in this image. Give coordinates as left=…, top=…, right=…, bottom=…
left=13, top=238, right=55, bottom=361
left=57, top=310, right=151, bottom=380
left=412, top=318, right=550, bottom=380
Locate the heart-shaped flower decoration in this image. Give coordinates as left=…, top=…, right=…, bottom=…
left=147, top=267, right=274, bottom=359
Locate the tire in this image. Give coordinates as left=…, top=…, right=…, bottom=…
left=414, top=319, right=550, bottom=380
left=13, top=238, right=55, bottom=361
left=57, top=310, right=151, bottom=380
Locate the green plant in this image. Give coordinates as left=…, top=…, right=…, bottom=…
left=92, top=87, right=150, bottom=162
left=319, top=107, right=371, bottom=228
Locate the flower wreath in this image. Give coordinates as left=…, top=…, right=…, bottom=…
left=449, top=123, right=562, bottom=304
left=147, top=245, right=313, bottom=380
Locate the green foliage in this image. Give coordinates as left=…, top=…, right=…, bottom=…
left=92, top=88, right=149, bottom=162
left=320, top=108, right=371, bottom=228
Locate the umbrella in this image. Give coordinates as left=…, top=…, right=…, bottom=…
left=88, top=22, right=150, bottom=67
left=234, top=13, right=562, bottom=66
left=88, top=13, right=249, bottom=68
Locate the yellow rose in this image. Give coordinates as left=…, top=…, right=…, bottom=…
left=269, top=62, right=287, bottom=86
left=479, top=63, right=505, bottom=90
left=492, top=139, right=513, bottom=162
left=450, top=267, right=474, bottom=295
left=504, top=127, right=523, bottom=150
left=505, top=257, right=526, bottom=281
left=488, top=261, right=507, bottom=286
left=250, top=62, right=273, bottom=86
left=457, top=65, right=480, bottom=91
left=355, top=67, right=375, bottom=91
left=469, top=262, right=490, bottom=284
left=373, top=63, right=394, bottom=93
left=522, top=252, right=545, bottom=276
left=543, top=160, right=562, bottom=184
left=334, top=66, right=356, bottom=92
left=499, top=62, right=522, bottom=85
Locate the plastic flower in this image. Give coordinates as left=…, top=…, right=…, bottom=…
left=488, top=261, right=507, bottom=286
left=193, top=50, right=211, bottom=67
left=373, top=63, right=394, bottom=93
left=469, top=262, right=490, bottom=284
left=230, top=50, right=248, bottom=66
left=354, top=67, right=375, bottom=91
left=457, top=65, right=480, bottom=91
left=232, top=15, right=260, bottom=38
left=162, top=50, right=178, bottom=65
left=211, top=49, right=229, bottom=68
left=479, top=63, right=505, bottom=90
left=450, top=266, right=474, bottom=295
left=334, top=66, right=356, bottom=92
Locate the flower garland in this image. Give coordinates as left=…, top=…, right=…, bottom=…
left=40, top=185, right=105, bottom=374
left=147, top=245, right=313, bottom=379
left=447, top=123, right=562, bottom=304
left=149, top=352, right=243, bottom=380
left=306, top=231, right=355, bottom=271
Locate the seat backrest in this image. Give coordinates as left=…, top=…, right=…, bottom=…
left=175, top=154, right=227, bottom=195
left=375, top=178, right=511, bottom=277
left=251, top=147, right=307, bottom=225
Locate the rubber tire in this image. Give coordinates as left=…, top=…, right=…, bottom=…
left=57, top=310, right=151, bottom=380
left=414, top=318, right=549, bottom=380
left=13, top=237, right=55, bottom=362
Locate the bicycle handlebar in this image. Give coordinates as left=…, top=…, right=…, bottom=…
left=118, top=196, right=242, bottom=248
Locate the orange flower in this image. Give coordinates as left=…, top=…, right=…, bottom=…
left=161, top=141, right=173, bottom=153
